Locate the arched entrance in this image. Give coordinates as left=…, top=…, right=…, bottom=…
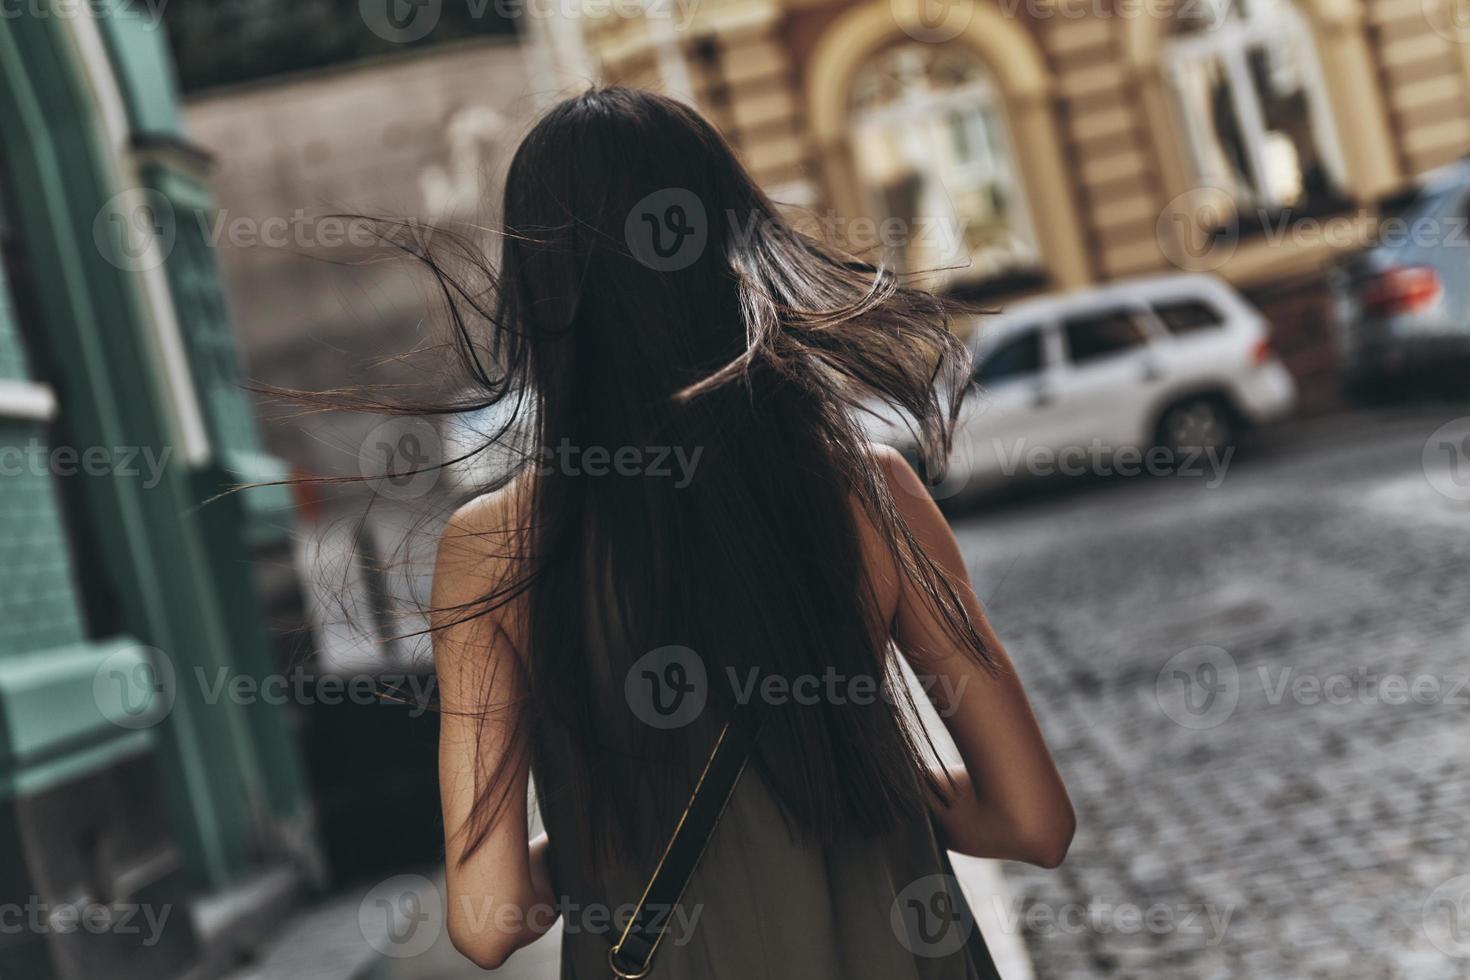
left=806, top=0, right=1091, bottom=291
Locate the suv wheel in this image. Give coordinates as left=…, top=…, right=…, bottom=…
left=1155, top=395, right=1235, bottom=459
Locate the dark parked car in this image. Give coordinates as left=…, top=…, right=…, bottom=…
left=1329, top=158, right=1470, bottom=397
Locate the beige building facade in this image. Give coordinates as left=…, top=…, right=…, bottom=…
left=537, top=0, right=1470, bottom=324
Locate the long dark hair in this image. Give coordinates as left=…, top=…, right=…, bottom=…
left=363, top=87, right=994, bottom=867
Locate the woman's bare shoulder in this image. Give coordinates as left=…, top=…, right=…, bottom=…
left=851, top=444, right=928, bottom=629
left=866, top=444, right=939, bottom=513
left=431, top=475, right=533, bottom=621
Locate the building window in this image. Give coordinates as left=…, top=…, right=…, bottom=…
left=1062, top=309, right=1150, bottom=365
left=848, top=43, right=1042, bottom=290
left=1164, top=0, right=1348, bottom=222
left=974, top=328, right=1044, bottom=385
left=160, top=0, right=516, bottom=94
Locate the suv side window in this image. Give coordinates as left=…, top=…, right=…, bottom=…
left=1153, top=298, right=1225, bottom=336
left=1062, top=308, right=1149, bottom=365
left=975, top=328, right=1043, bottom=385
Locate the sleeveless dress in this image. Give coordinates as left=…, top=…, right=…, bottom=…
left=537, top=760, right=1001, bottom=979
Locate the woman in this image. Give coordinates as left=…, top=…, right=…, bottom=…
left=428, top=87, right=1073, bottom=977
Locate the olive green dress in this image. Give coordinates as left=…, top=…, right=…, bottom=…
left=539, top=766, right=1000, bottom=979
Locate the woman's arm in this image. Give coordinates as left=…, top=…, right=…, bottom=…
left=432, top=490, right=558, bottom=969
left=875, top=448, right=1076, bottom=868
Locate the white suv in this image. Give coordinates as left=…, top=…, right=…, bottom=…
left=871, top=273, right=1297, bottom=498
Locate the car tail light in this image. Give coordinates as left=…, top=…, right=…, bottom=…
left=1359, top=266, right=1441, bottom=316
left=1251, top=336, right=1273, bottom=365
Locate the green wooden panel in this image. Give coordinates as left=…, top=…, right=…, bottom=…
left=155, top=184, right=260, bottom=458
left=0, top=636, right=157, bottom=800
left=0, top=1, right=317, bottom=888
left=0, top=253, right=31, bottom=381
left=0, top=9, right=250, bottom=884
left=147, top=166, right=296, bottom=541
left=0, top=418, right=87, bottom=655
left=92, top=1, right=183, bottom=136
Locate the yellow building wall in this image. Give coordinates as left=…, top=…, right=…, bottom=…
left=571, top=0, right=1470, bottom=294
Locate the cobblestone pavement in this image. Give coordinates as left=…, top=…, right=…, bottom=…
left=955, top=405, right=1470, bottom=980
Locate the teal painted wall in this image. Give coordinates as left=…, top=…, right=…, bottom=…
left=0, top=4, right=315, bottom=888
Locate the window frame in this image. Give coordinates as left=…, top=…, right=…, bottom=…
left=973, top=324, right=1049, bottom=387
left=1057, top=304, right=1158, bottom=368
left=847, top=43, right=1044, bottom=287
left=1148, top=295, right=1230, bottom=337
left=1162, top=0, right=1348, bottom=216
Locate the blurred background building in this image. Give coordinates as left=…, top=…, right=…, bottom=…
left=0, top=3, right=536, bottom=979
left=0, top=6, right=316, bottom=979
left=546, top=0, right=1470, bottom=405
left=169, top=1, right=540, bottom=907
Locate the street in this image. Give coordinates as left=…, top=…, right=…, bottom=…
left=964, top=403, right=1470, bottom=979
left=265, top=403, right=1470, bottom=980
